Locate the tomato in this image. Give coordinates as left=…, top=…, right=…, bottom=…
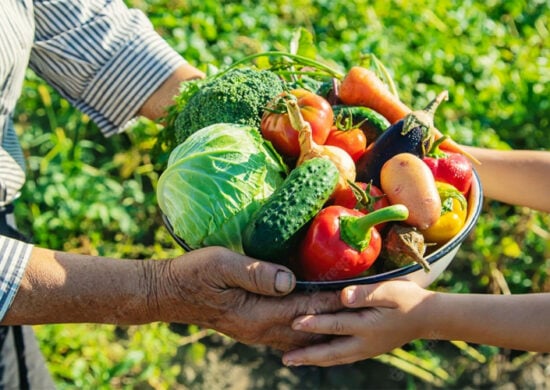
left=324, top=126, right=367, bottom=162
left=332, top=181, right=388, bottom=212
left=332, top=181, right=390, bottom=230
left=423, top=151, right=473, bottom=195
left=261, top=89, right=333, bottom=158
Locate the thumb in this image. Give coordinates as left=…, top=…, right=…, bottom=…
left=220, top=252, right=296, bottom=296
left=340, top=282, right=400, bottom=309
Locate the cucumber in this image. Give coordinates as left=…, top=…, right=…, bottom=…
left=242, top=158, right=339, bottom=263
left=332, top=105, right=391, bottom=143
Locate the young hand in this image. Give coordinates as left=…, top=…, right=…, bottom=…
left=282, top=280, right=434, bottom=366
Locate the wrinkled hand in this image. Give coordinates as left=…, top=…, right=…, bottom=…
left=153, top=246, right=343, bottom=351
left=282, top=280, right=435, bottom=366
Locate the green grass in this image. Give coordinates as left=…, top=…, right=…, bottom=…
left=13, top=0, right=550, bottom=388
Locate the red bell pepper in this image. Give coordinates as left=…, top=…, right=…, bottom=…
left=298, top=204, right=409, bottom=281
left=422, top=137, right=473, bottom=195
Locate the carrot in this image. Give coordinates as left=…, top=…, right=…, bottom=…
left=339, top=66, right=480, bottom=164
left=432, top=128, right=480, bottom=164
left=339, top=66, right=410, bottom=124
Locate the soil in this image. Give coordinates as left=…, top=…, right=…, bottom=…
left=171, top=330, right=550, bottom=389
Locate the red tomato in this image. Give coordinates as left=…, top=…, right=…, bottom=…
left=423, top=152, right=473, bottom=195
left=332, top=182, right=390, bottom=230
left=324, top=126, right=367, bottom=162
left=261, top=89, right=333, bottom=157
left=332, top=182, right=388, bottom=212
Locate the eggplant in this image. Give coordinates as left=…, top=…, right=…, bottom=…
left=355, top=121, right=426, bottom=187
left=355, top=91, right=449, bottom=187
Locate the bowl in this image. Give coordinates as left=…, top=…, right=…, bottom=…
left=163, top=169, right=483, bottom=291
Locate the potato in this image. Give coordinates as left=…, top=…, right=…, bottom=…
left=380, top=153, right=441, bottom=229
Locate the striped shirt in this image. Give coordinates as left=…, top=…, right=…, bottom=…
left=0, top=0, right=187, bottom=319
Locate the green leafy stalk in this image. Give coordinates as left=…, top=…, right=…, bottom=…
left=216, top=51, right=345, bottom=80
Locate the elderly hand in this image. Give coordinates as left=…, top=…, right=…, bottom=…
left=154, top=246, right=344, bottom=351
left=4, top=245, right=342, bottom=352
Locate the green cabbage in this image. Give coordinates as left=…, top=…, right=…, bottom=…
left=157, top=123, right=287, bottom=253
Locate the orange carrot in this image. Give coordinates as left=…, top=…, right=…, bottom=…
left=340, top=66, right=411, bottom=124
left=339, top=66, right=480, bottom=164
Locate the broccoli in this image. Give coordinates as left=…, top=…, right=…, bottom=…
left=174, top=68, right=286, bottom=144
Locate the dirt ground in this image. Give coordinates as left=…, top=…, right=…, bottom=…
left=172, top=331, right=550, bottom=389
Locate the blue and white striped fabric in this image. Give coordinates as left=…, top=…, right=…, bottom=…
left=0, top=0, right=187, bottom=320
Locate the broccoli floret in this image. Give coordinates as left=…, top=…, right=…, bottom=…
left=174, top=68, right=285, bottom=144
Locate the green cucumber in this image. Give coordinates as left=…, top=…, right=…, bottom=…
left=242, top=158, right=339, bottom=263
left=332, top=105, right=391, bottom=143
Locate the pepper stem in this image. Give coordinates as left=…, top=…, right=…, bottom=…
left=340, top=204, right=409, bottom=252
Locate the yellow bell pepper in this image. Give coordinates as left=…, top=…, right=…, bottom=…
left=421, top=181, right=468, bottom=244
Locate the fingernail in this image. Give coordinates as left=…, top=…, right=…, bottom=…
left=275, top=271, right=294, bottom=293
left=345, top=286, right=356, bottom=305
left=292, top=316, right=311, bottom=330
left=284, top=359, right=302, bottom=367
left=292, top=320, right=303, bottom=330
left=283, top=356, right=302, bottom=367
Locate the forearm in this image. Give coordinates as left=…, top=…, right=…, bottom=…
left=138, top=63, right=205, bottom=121
left=462, top=146, right=550, bottom=212
left=1, top=247, right=161, bottom=325
left=426, top=292, right=550, bottom=352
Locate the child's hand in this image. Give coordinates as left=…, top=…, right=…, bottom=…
left=282, top=280, right=435, bottom=367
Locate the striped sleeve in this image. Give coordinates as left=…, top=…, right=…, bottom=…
left=0, top=236, right=33, bottom=320
left=29, top=0, right=187, bottom=136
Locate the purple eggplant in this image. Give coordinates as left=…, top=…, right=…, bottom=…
left=355, top=91, right=448, bottom=187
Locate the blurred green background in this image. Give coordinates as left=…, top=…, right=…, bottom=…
left=13, top=0, right=549, bottom=388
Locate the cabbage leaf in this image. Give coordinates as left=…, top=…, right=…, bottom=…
left=157, top=123, right=287, bottom=253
